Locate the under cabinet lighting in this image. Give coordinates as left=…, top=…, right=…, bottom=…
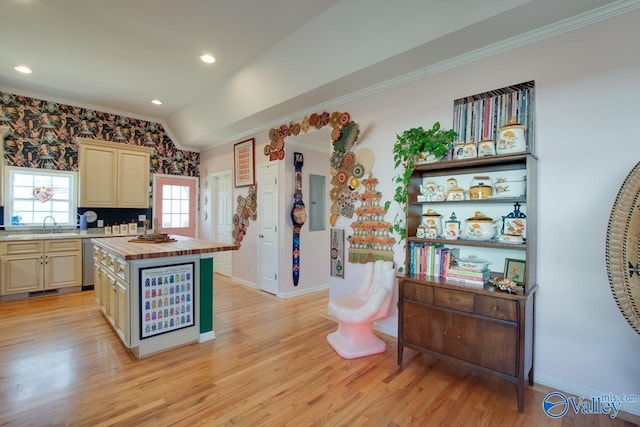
left=151, top=99, right=163, bottom=105
left=14, top=65, right=32, bottom=74
left=200, top=54, right=215, bottom=64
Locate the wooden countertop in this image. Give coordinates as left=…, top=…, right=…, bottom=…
left=91, top=235, right=238, bottom=261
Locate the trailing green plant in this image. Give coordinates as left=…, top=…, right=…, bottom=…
left=386, top=121, right=457, bottom=244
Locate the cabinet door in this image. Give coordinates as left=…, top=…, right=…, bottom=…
left=94, top=262, right=103, bottom=307
left=402, top=302, right=449, bottom=354
left=1, top=254, right=43, bottom=294
left=106, top=273, right=117, bottom=326
left=117, top=149, right=150, bottom=208
left=79, top=145, right=117, bottom=207
left=115, top=279, right=130, bottom=346
left=44, top=251, right=82, bottom=289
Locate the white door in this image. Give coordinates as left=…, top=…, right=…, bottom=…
left=212, top=171, right=232, bottom=277
left=257, top=162, right=278, bottom=295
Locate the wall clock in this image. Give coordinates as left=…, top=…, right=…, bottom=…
left=606, top=161, right=640, bottom=334
left=291, top=152, right=306, bottom=286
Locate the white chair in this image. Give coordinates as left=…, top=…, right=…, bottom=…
left=327, top=260, right=396, bottom=359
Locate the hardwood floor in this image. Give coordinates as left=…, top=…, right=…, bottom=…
left=1, top=274, right=638, bottom=427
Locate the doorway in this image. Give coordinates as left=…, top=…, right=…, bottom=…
left=211, top=171, right=233, bottom=277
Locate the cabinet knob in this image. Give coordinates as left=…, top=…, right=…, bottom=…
left=443, top=331, right=448, bottom=336
left=492, top=306, right=498, bottom=311
left=456, top=335, right=461, bottom=340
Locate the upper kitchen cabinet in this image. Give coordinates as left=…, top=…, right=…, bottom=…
left=77, top=138, right=152, bottom=208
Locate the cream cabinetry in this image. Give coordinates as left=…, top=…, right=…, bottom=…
left=93, top=244, right=130, bottom=346
left=77, top=138, right=152, bottom=208
left=0, top=239, right=82, bottom=295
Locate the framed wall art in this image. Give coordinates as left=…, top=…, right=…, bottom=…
left=234, top=138, right=255, bottom=187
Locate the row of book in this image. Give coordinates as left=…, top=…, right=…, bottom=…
left=408, top=242, right=490, bottom=288
left=452, top=81, right=535, bottom=152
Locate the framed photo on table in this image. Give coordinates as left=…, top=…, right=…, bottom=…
left=234, top=138, right=255, bottom=187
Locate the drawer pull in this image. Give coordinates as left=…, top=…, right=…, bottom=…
left=443, top=330, right=448, bottom=336
left=456, top=335, right=461, bottom=340
left=492, top=306, right=498, bottom=311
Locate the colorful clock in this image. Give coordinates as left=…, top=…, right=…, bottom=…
left=291, top=152, right=306, bottom=286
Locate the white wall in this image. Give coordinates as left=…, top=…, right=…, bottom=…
left=200, top=9, right=640, bottom=414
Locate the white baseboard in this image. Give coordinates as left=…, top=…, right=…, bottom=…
left=535, top=372, right=640, bottom=416
left=278, top=283, right=329, bottom=299
left=199, top=331, right=216, bottom=343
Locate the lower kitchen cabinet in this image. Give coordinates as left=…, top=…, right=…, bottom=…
left=93, top=244, right=130, bottom=346
left=398, top=278, right=536, bottom=412
left=0, top=239, right=82, bottom=295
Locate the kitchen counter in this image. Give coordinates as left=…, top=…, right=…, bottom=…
left=91, top=235, right=238, bottom=261
left=92, top=235, right=238, bottom=358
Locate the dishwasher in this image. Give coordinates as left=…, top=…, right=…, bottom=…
left=82, top=238, right=94, bottom=290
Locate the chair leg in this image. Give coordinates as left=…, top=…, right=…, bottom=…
left=327, top=320, right=386, bottom=359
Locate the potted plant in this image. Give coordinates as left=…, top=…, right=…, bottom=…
left=387, top=122, right=457, bottom=244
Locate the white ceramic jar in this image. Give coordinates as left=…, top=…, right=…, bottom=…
left=497, top=119, right=526, bottom=154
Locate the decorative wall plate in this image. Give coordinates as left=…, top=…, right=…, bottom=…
left=84, top=210, right=98, bottom=223
left=606, top=161, right=640, bottom=334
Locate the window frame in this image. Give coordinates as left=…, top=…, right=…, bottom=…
left=3, top=166, right=79, bottom=231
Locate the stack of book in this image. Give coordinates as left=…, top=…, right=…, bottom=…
left=446, top=265, right=491, bottom=288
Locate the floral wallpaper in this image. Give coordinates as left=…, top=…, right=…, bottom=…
left=0, top=91, right=199, bottom=176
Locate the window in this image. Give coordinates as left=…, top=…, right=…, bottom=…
left=4, top=167, right=78, bottom=228
left=161, top=184, right=190, bottom=228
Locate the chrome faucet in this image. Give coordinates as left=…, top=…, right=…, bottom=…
left=43, top=215, right=58, bottom=233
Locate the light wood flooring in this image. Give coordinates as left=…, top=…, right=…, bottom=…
left=1, top=274, right=638, bottom=426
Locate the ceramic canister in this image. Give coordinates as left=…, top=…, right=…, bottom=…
left=477, top=139, right=496, bottom=157
left=421, top=208, right=442, bottom=237
left=497, top=119, right=526, bottom=154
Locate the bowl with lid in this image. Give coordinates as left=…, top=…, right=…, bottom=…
left=468, top=176, right=493, bottom=200
left=464, top=211, right=497, bottom=240
left=494, top=176, right=526, bottom=197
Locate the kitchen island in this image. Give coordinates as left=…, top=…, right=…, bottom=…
left=91, top=235, right=237, bottom=358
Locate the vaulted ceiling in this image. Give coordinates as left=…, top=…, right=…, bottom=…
left=0, top=0, right=633, bottom=151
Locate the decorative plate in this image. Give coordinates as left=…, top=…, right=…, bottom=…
left=606, top=161, right=640, bottom=334
left=84, top=210, right=98, bottom=223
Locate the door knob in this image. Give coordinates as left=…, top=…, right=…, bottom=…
left=258, top=234, right=264, bottom=238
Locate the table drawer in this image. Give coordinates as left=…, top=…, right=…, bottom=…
left=433, top=288, right=475, bottom=313
left=402, top=281, right=433, bottom=304
left=476, top=295, right=517, bottom=322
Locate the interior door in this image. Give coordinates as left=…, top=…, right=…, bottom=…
left=257, top=162, right=278, bottom=294
left=212, top=172, right=232, bottom=277
left=153, top=175, right=197, bottom=238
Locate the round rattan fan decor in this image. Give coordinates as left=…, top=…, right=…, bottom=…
left=606, top=161, right=640, bottom=335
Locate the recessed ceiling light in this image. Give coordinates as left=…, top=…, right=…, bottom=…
left=14, top=65, right=32, bottom=74
left=200, top=54, right=215, bottom=64
left=151, top=99, right=163, bottom=105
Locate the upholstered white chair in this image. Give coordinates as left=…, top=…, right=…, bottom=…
left=327, top=260, right=396, bottom=359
